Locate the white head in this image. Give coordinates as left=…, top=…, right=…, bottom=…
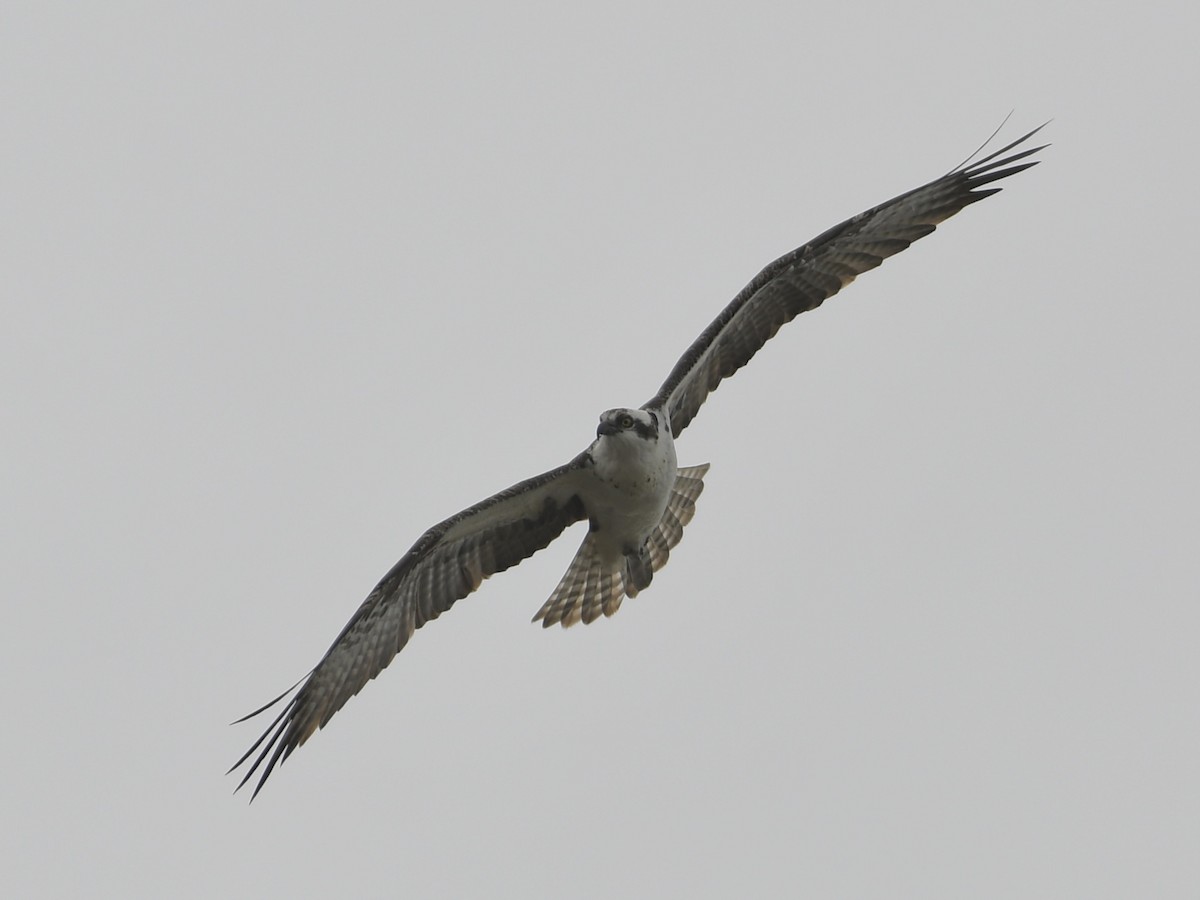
left=590, top=407, right=677, bottom=495
left=595, top=407, right=661, bottom=442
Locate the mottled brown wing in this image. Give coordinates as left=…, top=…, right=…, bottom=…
left=645, top=125, right=1047, bottom=436
left=230, top=455, right=591, bottom=799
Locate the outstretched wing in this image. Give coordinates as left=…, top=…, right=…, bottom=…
left=644, top=125, right=1048, bottom=436
left=230, top=455, right=591, bottom=799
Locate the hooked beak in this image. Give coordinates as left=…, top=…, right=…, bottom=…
left=596, top=422, right=619, bottom=437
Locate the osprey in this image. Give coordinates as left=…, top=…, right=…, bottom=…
left=232, top=125, right=1046, bottom=798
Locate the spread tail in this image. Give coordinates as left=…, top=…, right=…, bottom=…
left=532, top=463, right=709, bottom=628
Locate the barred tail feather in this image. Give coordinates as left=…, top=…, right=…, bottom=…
left=531, top=463, right=710, bottom=629
left=645, top=463, right=708, bottom=572
left=532, top=532, right=624, bottom=628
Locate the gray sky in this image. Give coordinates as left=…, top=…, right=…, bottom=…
left=4, top=3, right=1197, bottom=898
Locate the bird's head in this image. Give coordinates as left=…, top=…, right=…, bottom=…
left=596, top=408, right=660, bottom=441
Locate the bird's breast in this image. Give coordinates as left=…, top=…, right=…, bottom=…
left=585, top=429, right=678, bottom=553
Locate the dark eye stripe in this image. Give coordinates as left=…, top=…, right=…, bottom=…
left=630, top=418, right=657, bottom=440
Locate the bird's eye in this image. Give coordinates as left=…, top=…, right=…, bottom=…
left=619, top=415, right=634, bottom=429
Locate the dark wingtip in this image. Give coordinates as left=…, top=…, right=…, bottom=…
left=229, top=677, right=302, bottom=726
left=228, top=675, right=309, bottom=802
left=956, top=120, right=1050, bottom=202
left=953, top=119, right=1051, bottom=178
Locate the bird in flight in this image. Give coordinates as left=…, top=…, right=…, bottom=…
left=231, top=124, right=1047, bottom=798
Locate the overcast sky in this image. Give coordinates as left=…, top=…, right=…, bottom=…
left=3, top=3, right=1197, bottom=898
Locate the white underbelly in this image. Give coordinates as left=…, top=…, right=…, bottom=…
left=584, top=452, right=677, bottom=558
left=589, top=486, right=671, bottom=555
